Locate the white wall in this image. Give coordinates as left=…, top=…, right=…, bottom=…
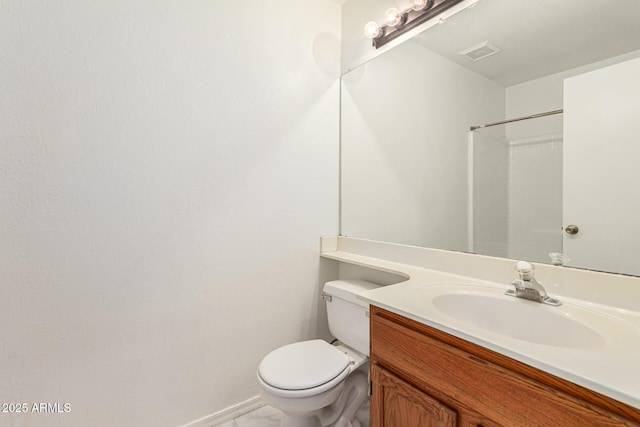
left=341, top=41, right=505, bottom=251
left=0, top=1, right=340, bottom=426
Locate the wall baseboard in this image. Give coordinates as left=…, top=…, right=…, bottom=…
left=180, top=396, right=265, bottom=427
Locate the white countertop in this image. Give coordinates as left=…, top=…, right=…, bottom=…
left=321, top=236, right=640, bottom=409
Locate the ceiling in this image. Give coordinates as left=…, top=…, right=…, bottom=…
left=411, top=0, right=640, bottom=86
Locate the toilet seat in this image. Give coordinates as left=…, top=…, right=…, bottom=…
left=258, top=340, right=352, bottom=398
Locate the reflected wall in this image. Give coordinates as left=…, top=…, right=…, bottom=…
left=341, top=40, right=504, bottom=251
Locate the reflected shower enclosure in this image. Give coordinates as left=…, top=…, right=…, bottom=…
left=470, top=113, right=563, bottom=264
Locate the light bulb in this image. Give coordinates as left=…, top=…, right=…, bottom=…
left=411, top=0, right=427, bottom=10
left=363, top=21, right=382, bottom=39
left=384, top=8, right=402, bottom=27
left=411, top=0, right=433, bottom=11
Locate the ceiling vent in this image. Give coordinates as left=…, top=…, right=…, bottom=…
left=459, top=41, right=502, bottom=61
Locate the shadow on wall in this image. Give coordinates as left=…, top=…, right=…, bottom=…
left=313, top=33, right=341, bottom=77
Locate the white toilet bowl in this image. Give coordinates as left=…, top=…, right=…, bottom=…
left=257, top=280, right=380, bottom=427
left=258, top=340, right=368, bottom=427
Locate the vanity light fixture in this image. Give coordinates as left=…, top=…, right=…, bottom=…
left=364, top=0, right=465, bottom=49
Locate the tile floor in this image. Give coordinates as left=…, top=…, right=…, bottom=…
left=214, top=400, right=370, bottom=427
left=215, top=405, right=282, bottom=427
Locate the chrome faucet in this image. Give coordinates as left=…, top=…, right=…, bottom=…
left=505, top=261, right=562, bottom=306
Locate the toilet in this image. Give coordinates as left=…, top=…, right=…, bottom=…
left=257, top=279, right=380, bottom=427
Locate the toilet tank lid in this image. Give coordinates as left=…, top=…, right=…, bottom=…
left=323, top=280, right=380, bottom=306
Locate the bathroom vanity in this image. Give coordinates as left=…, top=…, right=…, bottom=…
left=370, top=305, right=640, bottom=426
left=320, top=237, right=640, bottom=426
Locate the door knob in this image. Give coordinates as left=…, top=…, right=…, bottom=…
left=565, top=224, right=579, bottom=235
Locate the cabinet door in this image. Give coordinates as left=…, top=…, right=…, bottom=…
left=371, top=365, right=457, bottom=427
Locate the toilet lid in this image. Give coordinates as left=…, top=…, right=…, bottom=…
left=258, top=340, right=351, bottom=391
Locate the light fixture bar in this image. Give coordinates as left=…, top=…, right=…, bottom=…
left=366, top=0, right=465, bottom=49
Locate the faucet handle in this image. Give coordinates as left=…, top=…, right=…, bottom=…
left=508, top=261, right=562, bottom=306
left=515, top=261, right=535, bottom=281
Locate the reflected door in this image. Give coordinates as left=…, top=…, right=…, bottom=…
left=563, top=56, right=640, bottom=276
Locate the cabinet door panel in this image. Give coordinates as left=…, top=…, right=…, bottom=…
left=372, top=365, right=457, bottom=427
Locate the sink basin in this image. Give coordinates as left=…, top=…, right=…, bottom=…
left=432, top=291, right=604, bottom=348
left=415, top=284, right=639, bottom=350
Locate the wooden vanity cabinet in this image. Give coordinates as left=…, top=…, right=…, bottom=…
left=370, top=306, right=640, bottom=427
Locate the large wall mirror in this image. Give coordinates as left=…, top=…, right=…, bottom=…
left=341, top=0, right=640, bottom=276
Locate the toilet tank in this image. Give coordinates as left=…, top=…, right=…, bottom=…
left=323, top=280, right=381, bottom=356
